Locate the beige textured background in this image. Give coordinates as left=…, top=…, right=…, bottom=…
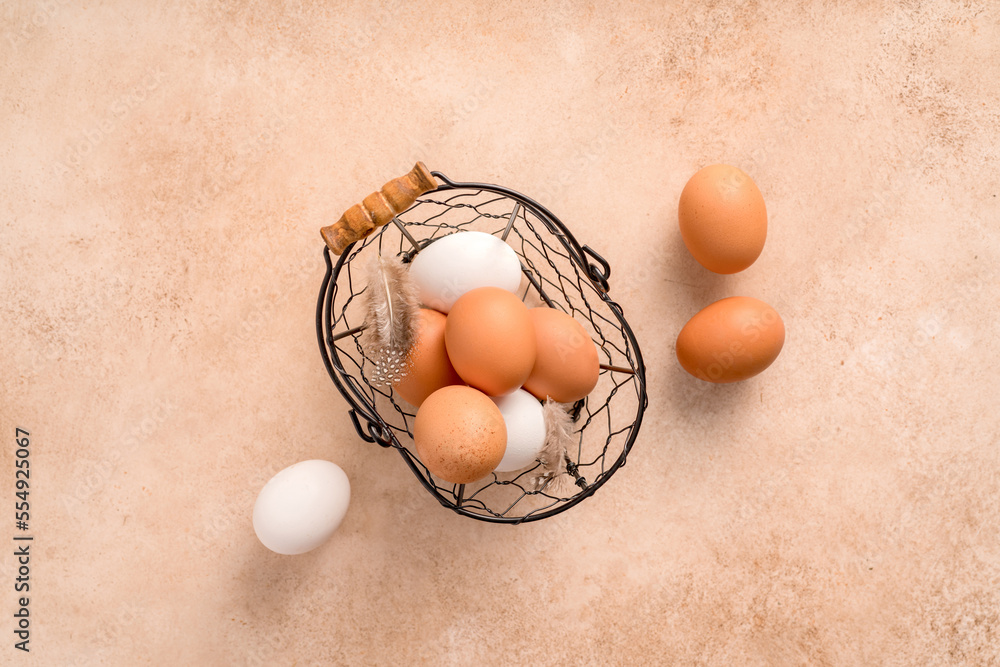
left=3, top=0, right=999, bottom=664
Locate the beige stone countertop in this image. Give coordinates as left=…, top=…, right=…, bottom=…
left=3, top=1, right=999, bottom=665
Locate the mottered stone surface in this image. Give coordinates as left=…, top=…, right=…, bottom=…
left=2, top=1, right=998, bottom=664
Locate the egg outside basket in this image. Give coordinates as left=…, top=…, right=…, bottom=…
left=316, top=168, right=647, bottom=523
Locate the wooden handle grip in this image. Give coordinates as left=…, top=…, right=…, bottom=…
left=321, top=162, right=438, bottom=255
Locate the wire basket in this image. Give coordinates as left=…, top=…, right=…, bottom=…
left=316, top=169, right=647, bottom=523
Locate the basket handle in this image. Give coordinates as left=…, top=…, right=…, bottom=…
left=321, top=162, right=438, bottom=255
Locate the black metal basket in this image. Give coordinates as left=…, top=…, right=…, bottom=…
left=317, top=170, right=647, bottom=523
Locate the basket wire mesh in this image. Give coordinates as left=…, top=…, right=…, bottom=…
left=317, top=171, right=647, bottom=523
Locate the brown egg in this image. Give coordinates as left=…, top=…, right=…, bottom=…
left=676, top=296, right=785, bottom=383
left=523, top=308, right=600, bottom=403
left=393, top=309, right=464, bottom=407
left=678, top=164, right=767, bottom=274
left=445, top=287, right=536, bottom=396
left=413, top=385, right=507, bottom=484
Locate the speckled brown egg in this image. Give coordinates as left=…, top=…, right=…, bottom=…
left=676, top=296, right=785, bottom=383
left=393, top=308, right=464, bottom=407
left=413, top=385, right=507, bottom=484
left=678, top=164, right=767, bottom=274
left=523, top=307, right=600, bottom=403
left=445, top=286, right=536, bottom=396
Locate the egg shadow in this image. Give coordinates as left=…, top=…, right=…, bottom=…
left=659, top=229, right=760, bottom=453
left=227, top=521, right=337, bottom=634
left=665, top=229, right=732, bottom=315
left=664, top=364, right=758, bottom=440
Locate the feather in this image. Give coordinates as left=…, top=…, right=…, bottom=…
left=531, top=399, right=580, bottom=496
left=361, top=254, right=421, bottom=387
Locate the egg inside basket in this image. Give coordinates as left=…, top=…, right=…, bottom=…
left=317, top=167, right=647, bottom=523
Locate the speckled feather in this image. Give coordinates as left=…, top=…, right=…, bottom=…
left=532, top=399, right=578, bottom=495
left=361, top=254, right=421, bottom=387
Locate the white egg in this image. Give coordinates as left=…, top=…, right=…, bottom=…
left=253, top=460, right=351, bottom=555
left=491, top=389, right=547, bottom=473
left=409, top=231, right=522, bottom=313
